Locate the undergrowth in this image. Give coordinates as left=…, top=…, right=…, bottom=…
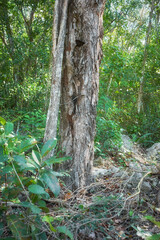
left=0, top=116, right=73, bottom=239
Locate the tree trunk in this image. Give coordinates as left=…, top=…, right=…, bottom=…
left=44, top=0, right=69, bottom=145
left=59, top=0, right=105, bottom=189
left=137, top=0, right=155, bottom=113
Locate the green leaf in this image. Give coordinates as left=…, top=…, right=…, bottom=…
left=19, top=202, right=41, bottom=214
left=40, top=170, right=60, bottom=197
left=30, top=204, right=42, bottom=214
left=32, top=150, right=41, bottom=166
left=14, top=155, right=26, bottom=165
left=44, top=156, right=70, bottom=166
left=42, top=215, right=56, bottom=232
left=57, top=226, right=73, bottom=240
left=16, top=138, right=37, bottom=153
left=0, top=151, right=8, bottom=163
left=42, top=215, right=54, bottom=223
left=129, top=210, right=134, bottom=217
left=28, top=184, right=46, bottom=195
left=147, top=233, right=160, bottom=240
left=27, top=157, right=40, bottom=169
left=5, top=122, right=14, bottom=135
left=41, top=138, right=57, bottom=158
left=0, top=117, right=6, bottom=126
left=145, top=216, right=160, bottom=228
left=20, top=162, right=36, bottom=171
left=78, top=204, right=84, bottom=210
left=38, top=200, right=46, bottom=207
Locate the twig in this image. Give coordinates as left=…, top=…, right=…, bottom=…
left=125, top=171, right=152, bottom=201
left=11, top=159, right=32, bottom=204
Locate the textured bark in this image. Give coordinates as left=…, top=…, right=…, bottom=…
left=44, top=0, right=69, bottom=145
left=137, top=0, right=155, bottom=113
left=60, top=0, right=105, bottom=189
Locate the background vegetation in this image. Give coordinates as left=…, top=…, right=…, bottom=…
left=1, top=0, right=159, bottom=150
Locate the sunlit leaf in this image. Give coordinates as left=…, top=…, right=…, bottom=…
left=28, top=184, right=46, bottom=195
left=42, top=215, right=56, bottom=232
left=40, top=170, right=60, bottom=197
left=41, top=138, right=57, bottom=158
left=16, top=138, right=37, bottom=153
left=44, top=156, right=71, bottom=166
left=5, top=122, right=14, bottom=135
left=0, top=117, right=6, bottom=126
left=145, top=216, right=160, bottom=228
left=32, top=150, right=41, bottom=166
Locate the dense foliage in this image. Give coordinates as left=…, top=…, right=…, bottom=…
left=0, top=0, right=160, bottom=238
left=97, top=0, right=160, bottom=151
left=1, top=0, right=159, bottom=149
left=0, top=117, right=73, bottom=239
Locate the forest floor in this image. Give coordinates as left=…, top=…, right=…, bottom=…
left=48, top=138, right=160, bottom=240
left=1, top=136, right=160, bottom=239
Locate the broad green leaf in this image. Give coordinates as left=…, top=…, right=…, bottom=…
left=27, top=157, right=40, bottom=169
left=38, top=200, right=46, bottom=207
left=42, top=215, right=56, bottom=232
left=42, top=215, right=54, bottom=223
left=28, top=184, right=46, bottom=195
left=145, top=216, right=160, bottom=228
left=19, top=202, right=41, bottom=214
left=16, top=138, right=37, bottom=153
left=41, top=138, right=57, bottom=158
left=5, top=122, right=14, bottom=135
left=0, top=151, right=8, bottom=163
left=32, top=150, right=41, bottom=166
left=30, top=204, right=42, bottom=214
left=57, top=226, right=73, bottom=240
left=0, top=117, right=6, bottom=126
left=14, top=155, right=26, bottom=165
left=44, top=156, right=71, bottom=166
left=40, top=170, right=60, bottom=197
left=19, top=201, right=31, bottom=208
left=147, top=233, right=160, bottom=240
left=15, top=156, right=39, bottom=170
left=20, top=162, right=36, bottom=171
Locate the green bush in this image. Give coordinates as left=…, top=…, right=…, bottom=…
left=95, top=96, right=122, bottom=156
left=0, top=117, right=73, bottom=239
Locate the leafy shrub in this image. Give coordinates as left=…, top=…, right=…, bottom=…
left=0, top=117, right=73, bottom=239
left=95, top=96, right=122, bottom=156
left=21, top=110, right=47, bottom=140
